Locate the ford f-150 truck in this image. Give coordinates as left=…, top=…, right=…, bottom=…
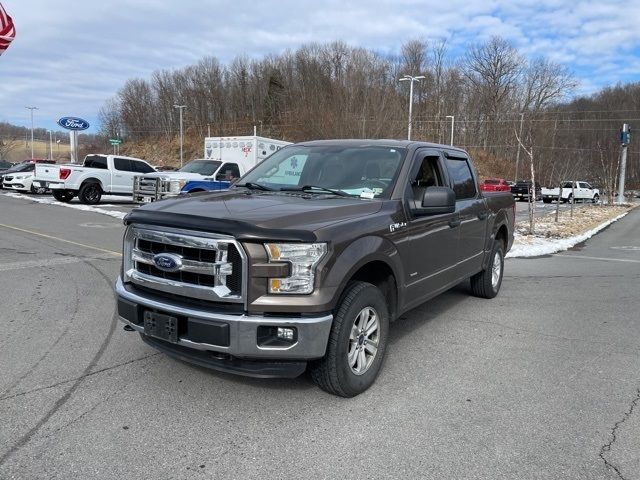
left=34, top=154, right=155, bottom=204
left=541, top=181, right=600, bottom=203
left=116, top=140, right=515, bottom=397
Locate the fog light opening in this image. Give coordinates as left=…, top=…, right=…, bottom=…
left=257, top=326, right=298, bottom=348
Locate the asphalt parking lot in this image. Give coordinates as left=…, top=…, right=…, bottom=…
left=1, top=193, right=640, bottom=479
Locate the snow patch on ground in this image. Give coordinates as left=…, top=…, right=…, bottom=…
left=2, top=192, right=128, bottom=220
left=506, top=212, right=629, bottom=258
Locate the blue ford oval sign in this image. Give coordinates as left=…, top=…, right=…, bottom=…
left=152, top=253, right=183, bottom=272
left=57, top=117, right=90, bottom=131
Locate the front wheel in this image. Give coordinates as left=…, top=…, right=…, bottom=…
left=52, top=190, right=74, bottom=202
left=543, top=198, right=552, bottom=204
left=592, top=194, right=600, bottom=203
left=310, top=281, right=389, bottom=397
left=470, top=241, right=504, bottom=299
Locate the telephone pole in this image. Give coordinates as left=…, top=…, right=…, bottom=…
left=617, top=123, right=631, bottom=204
left=514, top=112, right=524, bottom=182
left=173, top=104, right=186, bottom=167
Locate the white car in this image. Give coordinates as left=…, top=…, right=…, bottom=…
left=1, top=163, right=44, bottom=193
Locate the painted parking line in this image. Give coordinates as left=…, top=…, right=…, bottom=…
left=0, top=223, right=122, bottom=257
left=0, top=254, right=118, bottom=272
left=554, top=254, right=640, bottom=264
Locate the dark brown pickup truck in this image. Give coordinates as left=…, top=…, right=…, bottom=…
left=116, top=139, right=515, bottom=396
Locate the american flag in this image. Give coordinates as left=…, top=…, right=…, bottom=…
left=0, top=2, right=16, bottom=56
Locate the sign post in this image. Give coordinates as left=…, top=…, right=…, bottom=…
left=57, top=116, right=90, bottom=163
left=109, top=138, right=122, bottom=155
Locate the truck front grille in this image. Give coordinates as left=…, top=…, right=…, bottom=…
left=123, top=226, right=245, bottom=304
left=135, top=176, right=161, bottom=194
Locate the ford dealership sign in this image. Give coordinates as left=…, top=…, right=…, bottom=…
left=57, top=117, right=90, bottom=131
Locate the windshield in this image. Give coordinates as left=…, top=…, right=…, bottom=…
left=237, top=145, right=407, bottom=198
left=4, top=163, right=33, bottom=173
left=178, top=160, right=221, bottom=176
left=561, top=181, right=573, bottom=188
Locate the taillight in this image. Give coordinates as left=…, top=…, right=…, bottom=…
left=59, top=168, right=71, bottom=180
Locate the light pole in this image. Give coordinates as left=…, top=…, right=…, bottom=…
left=25, top=106, right=38, bottom=159
left=173, top=104, right=187, bottom=167
left=399, top=75, right=425, bottom=140
left=48, top=130, right=53, bottom=159
left=445, top=115, right=455, bottom=145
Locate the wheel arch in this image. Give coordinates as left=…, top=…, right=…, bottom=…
left=325, top=236, right=403, bottom=321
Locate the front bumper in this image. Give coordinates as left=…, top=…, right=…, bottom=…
left=115, top=277, right=333, bottom=376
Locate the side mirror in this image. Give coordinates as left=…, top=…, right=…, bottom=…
left=413, top=186, right=456, bottom=216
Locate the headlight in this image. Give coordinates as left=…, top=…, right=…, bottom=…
left=265, top=243, right=327, bottom=294
left=169, top=179, right=188, bottom=193
left=13, top=175, right=26, bottom=180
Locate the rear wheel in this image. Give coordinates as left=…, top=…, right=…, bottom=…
left=543, top=198, right=552, bottom=204
left=52, top=190, right=74, bottom=202
left=470, top=241, right=504, bottom=299
left=78, top=182, right=102, bottom=205
left=310, top=281, right=389, bottom=397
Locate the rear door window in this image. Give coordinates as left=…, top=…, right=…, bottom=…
left=84, top=155, right=108, bottom=169
left=445, top=157, right=476, bottom=199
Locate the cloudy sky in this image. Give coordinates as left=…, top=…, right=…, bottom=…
left=1, top=0, right=639, bottom=134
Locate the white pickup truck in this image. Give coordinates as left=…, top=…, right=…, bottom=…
left=541, top=181, right=600, bottom=204
left=34, top=154, right=155, bottom=204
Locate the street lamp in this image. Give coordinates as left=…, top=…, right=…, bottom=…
left=398, top=75, right=425, bottom=140
left=173, top=104, right=187, bottom=167
left=25, top=106, right=38, bottom=159
left=445, top=115, right=455, bottom=146
left=48, top=130, right=53, bottom=159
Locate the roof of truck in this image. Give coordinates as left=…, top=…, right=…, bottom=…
left=294, top=138, right=468, bottom=155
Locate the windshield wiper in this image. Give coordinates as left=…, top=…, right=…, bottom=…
left=281, top=185, right=351, bottom=197
left=236, top=182, right=273, bottom=191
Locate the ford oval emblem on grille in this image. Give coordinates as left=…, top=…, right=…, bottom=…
left=152, top=253, right=183, bottom=272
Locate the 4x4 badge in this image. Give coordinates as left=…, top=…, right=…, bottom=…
left=389, top=222, right=407, bottom=233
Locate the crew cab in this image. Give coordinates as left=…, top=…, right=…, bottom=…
left=480, top=178, right=511, bottom=192
left=34, top=154, right=155, bottom=204
left=510, top=180, right=541, bottom=201
left=541, top=181, right=600, bottom=203
left=116, top=140, right=515, bottom=397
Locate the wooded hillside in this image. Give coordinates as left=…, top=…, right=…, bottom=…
left=97, top=37, right=639, bottom=187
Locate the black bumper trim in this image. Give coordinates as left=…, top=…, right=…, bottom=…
left=140, top=334, right=307, bottom=379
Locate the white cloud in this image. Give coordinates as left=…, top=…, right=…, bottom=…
left=0, top=0, right=638, bottom=132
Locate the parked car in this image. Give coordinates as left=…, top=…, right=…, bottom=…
left=116, top=139, right=515, bottom=397
left=511, top=180, right=541, bottom=201
left=0, top=159, right=14, bottom=174
left=481, top=178, right=511, bottom=192
left=541, top=181, right=600, bottom=203
left=33, top=154, right=155, bottom=204
left=1, top=162, right=46, bottom=193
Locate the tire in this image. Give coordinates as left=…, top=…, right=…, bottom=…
left=310, top=281, right=389, bottom=397
left=78, top=182, right=102, bottom=205
left=543, top=198, right=551, bottom=204
left=470, top=241, right=504, bottom=299
left=30, top=184, right=46, bottom=195
left=592, top=194, right=600, bottom=203
left=567, top=194, right=574, bottom=204
left=52, top=190, right=74, bottom=202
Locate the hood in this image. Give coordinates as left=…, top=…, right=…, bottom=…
left=125, top=189, right=383, bottom=242
left=143, top=172, right=210, bottom=181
